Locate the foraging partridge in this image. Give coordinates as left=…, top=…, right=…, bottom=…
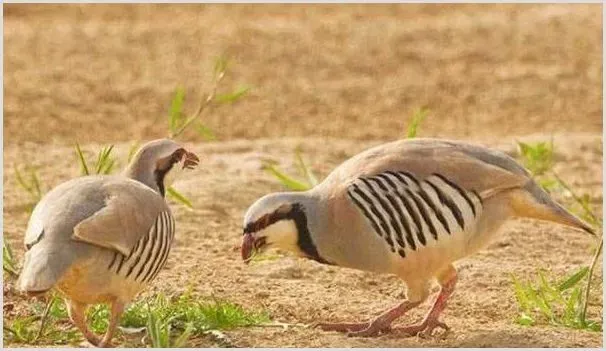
left=18, top=139, right=199, bottom=347
left=241, top=138, right=594, bottom=337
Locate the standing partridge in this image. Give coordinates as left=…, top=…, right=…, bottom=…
left=17, top=139, right=199, bottom=347
left=241, top=138, right=594, bottom=337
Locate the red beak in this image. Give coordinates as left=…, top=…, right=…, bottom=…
left=241, top=232, right=255, bottom=264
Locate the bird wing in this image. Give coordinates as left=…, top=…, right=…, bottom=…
left=72, top=178, right=169, bottom=256
left=329, top=138, right=530, bottom=199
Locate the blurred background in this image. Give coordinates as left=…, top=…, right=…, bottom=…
left=4, top=4, right=602, bottom=146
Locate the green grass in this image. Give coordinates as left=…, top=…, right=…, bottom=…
left=511, top=267, right=600, bottom=331
left=512, top=139, right=602, bottom=333
left=5, top=291, right=270, bottom=347
left=14, top=164, right=43, bottom=206
left=75, top=143, right=116, bottom=176
left=5, top=294, right=80, bottom=345
left=517, top=139, right=554, bottom=176
left=168, top=55, right=248, bottom=140
left=406, top=107, right=429, bottom=139
left=263, top=146, right=318, bottom=191
left=3, top=241, right=19, bottom=277
left=121, top=292, right=270, bottom=334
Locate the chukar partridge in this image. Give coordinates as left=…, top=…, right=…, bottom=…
left=241, top=138, right=594, bottom=337
left=17, top=139, right=199, bottom=347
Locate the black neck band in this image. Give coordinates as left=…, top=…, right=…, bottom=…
left=289, top=204, right=332, bottom=265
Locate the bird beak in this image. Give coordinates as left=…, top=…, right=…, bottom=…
left=182, top=151, right=200, bottom=170
left=241, top=232, right=255, bottom=264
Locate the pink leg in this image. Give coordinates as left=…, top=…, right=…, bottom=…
left=97, top=300, right=124, bottom=348
left=394, top=266, right=457, bottom=337
left=316, top=300, right=422, bottom=337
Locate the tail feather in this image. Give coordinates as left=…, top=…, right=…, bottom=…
left=510, top=181, right=596, bottom=235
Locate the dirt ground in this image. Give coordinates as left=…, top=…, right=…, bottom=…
left=3, top=3, right=603, bottom=348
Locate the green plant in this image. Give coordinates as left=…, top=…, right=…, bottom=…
left=168, top=55, right=248, bottom=140
left=517, top=139, right=554, bottom=176
left=3, top=242, right=19, bottom=277
left=166, top=187, right=193, bottom=209
left=511, top=168, right=602, bottom=332
left=511, top=267, right=600, bottom=331
left=14, top=164, right=43, bottom=203
left=75, top=143, right=116, bottom=176
left=5, top=294, right=80, bottom=345
left=406, top=107, right=429, bottom=139
left=124, top=292, right=270, bottom=334
left=263, top=147, right=318, bottom=191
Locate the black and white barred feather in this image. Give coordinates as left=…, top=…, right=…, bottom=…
left=347, top=171, right=483, bottom=257
left=107, top=211, right=175, bottom=283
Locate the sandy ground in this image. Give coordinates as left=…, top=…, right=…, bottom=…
left=3, top=3, right=603, bottom=348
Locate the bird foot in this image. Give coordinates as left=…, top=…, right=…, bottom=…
left=82, top=332, right=102, bottom=347
left=314, top=321, right=370, bottom=333
left=97, top=340, right=114, bottom=348
left=314, top=320, right=391, bottom=337
left=394, top=319, right=449, bottom=338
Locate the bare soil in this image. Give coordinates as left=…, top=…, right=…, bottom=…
left=3, top=4, right=603, bottom=348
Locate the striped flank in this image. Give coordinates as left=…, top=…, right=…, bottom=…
left=347, top=171, right=482, bottom=257
left=108, top=211, right=175, bottom=283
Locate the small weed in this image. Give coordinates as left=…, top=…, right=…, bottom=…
left=75, top=143, right=116, bottom=176
left=5, top=294, right=80, bottom=345
left=127, top=141, right=141, bottom=163
left=215, top=85, right=251, bottom=104
left=166, top=187, right=193, bottom=209
left=3, top=241, right=19, bottom=277
left=147, top=303, right=194, bottom=348
left=14, top=164, right=43, bottom=204
left=517, top=139, right=554, bottom=176
left=263, top=147, right=318, bottom=191
left=169, top=55, right=247, bottom=140
left=406, top=107, right=429, bottom=139
left=5, top=291, right=269, bottom=347
left=511, top=267, right=601, bottom=331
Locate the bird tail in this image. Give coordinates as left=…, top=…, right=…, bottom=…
left=18, top=244, right=69, bottom=294
left=509, top=180, right=595, bottom=235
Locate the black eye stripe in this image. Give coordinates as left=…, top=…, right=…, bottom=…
left=244, top=209, right=292, bottom=234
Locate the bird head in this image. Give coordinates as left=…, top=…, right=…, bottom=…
left=124, top=139, right=199, bottom=196
left=241, top=192, right=330, bottom=264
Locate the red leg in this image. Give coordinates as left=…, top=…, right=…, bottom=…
left=316, top=300, right=422, bottom=336
left=394, top=266, right=457, bottom=337
left=97, top=300, right=124, bottom=348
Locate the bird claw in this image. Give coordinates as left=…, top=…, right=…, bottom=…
left=395, top=320, right=450, bottom=338
left=346, top=324, right=392, bottom=338
left=313, top=321, right=370, bottom=333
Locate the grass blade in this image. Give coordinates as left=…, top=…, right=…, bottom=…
left=262, top=163, right=311, bottom=191
left=558, top=267, right=589, bottom=292
left=128, top=141, right=140, bottom=163
left=196, top=123, right=216, bottom=141
left=169, top=87, right=186, bottom=134
left=580, top=237, right=603, bottom=324
left=75, top=143, right=90, bottom=176
left=406, top=107, right=429, bottom=138
left=215, top=85, right=250, bottom=104
left=173, top=323, right=194, bottom=347
left=3, top=242, right=19, bottom=277
left=294, top=147, right=318, bottom=187
left=14, top=166, right=32, bottom=193
left=167, top=187, right=193, bottom=209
